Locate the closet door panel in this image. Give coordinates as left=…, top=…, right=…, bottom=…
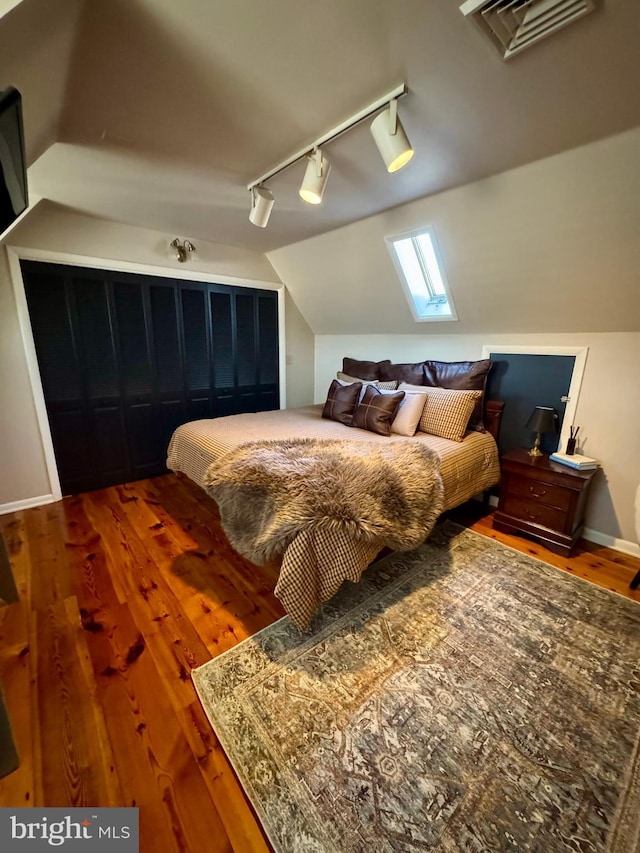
left=22, top=266, right=95, bottom=494
left=92, top=405, right=130, bottom=486
left=113, top=277, right=165, bottom=477
left=113, top=281, right=153, bottom=399
left=257, top=294, right=279, bottom=411
left=149, top=282, right=185, bottom=458
left=73, top=274, right=130, bottom=485
left=233, top=293, right=258, bottom=413
left=49, top=410, right=95, bottom=494
left=150, top=284, right=183, bottom=396
left=24, top=270, right=82, bottom=403
left=128, top=403, right=164, bottom=477
left=73, top=276, right=119, bottom=399
left=210, top=290, right=237, bottom=416
left=181, top=286, right=212, bottom=419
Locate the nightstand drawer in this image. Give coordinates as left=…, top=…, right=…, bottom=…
left=507, top=474, right=572, bottom=511
left=502, top=495, right=567, bottom=531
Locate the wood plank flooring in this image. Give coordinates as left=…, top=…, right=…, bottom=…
left=1, top=473, right=638, bottom=852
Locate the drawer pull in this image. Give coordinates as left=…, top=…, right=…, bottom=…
left=529, top=487, right=547, bottom=498
left=525, top=510, right=539, bottom=520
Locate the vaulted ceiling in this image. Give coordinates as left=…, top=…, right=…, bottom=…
left=2, top=0, right=640, bottom=253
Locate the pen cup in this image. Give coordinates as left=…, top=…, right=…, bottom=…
left=566, top=437, right=576, bottom=455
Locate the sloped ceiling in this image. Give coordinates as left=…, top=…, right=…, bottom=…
left=8, top=0, right=639, bottom=254
left=0, top=0, right=85, bottom=162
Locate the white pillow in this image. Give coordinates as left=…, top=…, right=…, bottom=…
left=338, top=371, right=398, bottom=390
left=398, top=381, right=428, bottom=392
left=391, top=391, right=428, bottom=436
left=338, top=371, right=376, bottom=385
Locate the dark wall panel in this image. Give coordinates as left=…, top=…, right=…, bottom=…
left=486, top=353, right=575, bottom=456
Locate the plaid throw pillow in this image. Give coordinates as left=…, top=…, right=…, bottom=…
left=352, top=386, right=405, bottom=436
left=418, top=387, right=482, bottom=442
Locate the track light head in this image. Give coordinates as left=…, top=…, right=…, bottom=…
left=370, top=99, right=414, bottom=173
left=299, top=149, right=330, bottom=205
left=249, top=185, right=274, bottom=228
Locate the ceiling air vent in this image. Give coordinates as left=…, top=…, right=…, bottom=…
left=459, top=0, right=596, bottom=60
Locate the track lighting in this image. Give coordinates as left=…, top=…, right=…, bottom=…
left=170, top=238, right=197, bottom=262
left=370, top=99, right=414, bottom=173
left=249, top=185, right=275, bottom=228
left=299, top=149, right=330, bottom=205
left=247, top=83, right=412, bottom=228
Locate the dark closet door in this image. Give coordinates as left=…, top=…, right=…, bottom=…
left=112, top=276, right=166, bottom=479
left=22, top=261, right=280, bottom=495
left=257, top=293, right=279, bottom=412
left=181, top=283, right=213, bottom=421
left=22, top=266, right=96, bottom=495
left=72, top=272, right=130, bottom=487
left=148, top=281, right=187, bottom=457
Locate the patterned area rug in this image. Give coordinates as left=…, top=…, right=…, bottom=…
left=192, top=523, right=640, bottom=852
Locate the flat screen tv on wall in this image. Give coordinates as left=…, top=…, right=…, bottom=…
left=0, top=87, right=28, bottom=237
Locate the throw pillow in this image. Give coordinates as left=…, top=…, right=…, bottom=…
left=342, top=357, right=391, bottom=381
left=352, top=386, right=405, bottom=437
left=422, top=359, right=493, bottom=432
left=389, top=391, right=429, bottom=437
left=378, top=361, right=427, bottom=386
left=338, top=372, right=399, bottom=390
left=418, top=387, right=482, bottom=442
left=322, top=380, right=362, bottom=426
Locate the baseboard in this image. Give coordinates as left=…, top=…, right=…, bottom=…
left=582, top=528, right=640, bottom=558
left=0, top=494, right=56, bottom=516
left=477, top=495, right=639, bottom=557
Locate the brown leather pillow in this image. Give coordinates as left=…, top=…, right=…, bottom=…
left=352, top=385, right=405, bottom=436
left=422, top=359, right=493, bottom=432
left=342, top=357, right=391, bottom=381
left=322, top=379, right=362, bottom=426
left=378, top=361, right=427, bottom=386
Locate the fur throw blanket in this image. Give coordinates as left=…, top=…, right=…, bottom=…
left=203, top=438, right=444, bottom=629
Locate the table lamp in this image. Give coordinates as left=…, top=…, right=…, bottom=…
left=525, top=406, right=558, bottom=458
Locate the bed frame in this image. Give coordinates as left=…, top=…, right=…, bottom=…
left=484, top=399, right=505, bottom=444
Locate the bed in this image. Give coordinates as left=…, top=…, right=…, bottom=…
left=167, top=398, right=502, bottom=630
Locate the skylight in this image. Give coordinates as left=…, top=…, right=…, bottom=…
left=387, top=226, right=457, bottom=322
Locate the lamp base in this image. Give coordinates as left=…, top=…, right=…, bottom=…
left=528, top=433, right=543, bottom=457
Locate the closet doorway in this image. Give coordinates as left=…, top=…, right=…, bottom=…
left=20, top=260, right=280, bottom=496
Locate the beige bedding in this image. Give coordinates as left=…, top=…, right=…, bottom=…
left=167, top=405, right=500, bottom=628
left=167, top=404, right=500, bottom=512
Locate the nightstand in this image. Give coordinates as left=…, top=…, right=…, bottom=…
left=493, top=448, right=598, bottom=556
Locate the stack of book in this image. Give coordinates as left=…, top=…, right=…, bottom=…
left=549, top=451, right=598, bottom=470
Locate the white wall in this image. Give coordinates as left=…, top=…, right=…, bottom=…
left=315, top=332, right=640, bottom=550
left=0, top=247, right=51, bottom=507
left=267, top=128, right=640, bottom=553
left=268, top=128, right=640, bottom=337
left=0, top=205, right=314, bottom=509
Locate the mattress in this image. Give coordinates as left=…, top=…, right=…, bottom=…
left=167, top=404, right=500, bottom=512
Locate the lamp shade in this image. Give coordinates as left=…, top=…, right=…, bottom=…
left=299, top=151, right=330, bottom=205
left=249, top=185, right=274, bottom=228
left=526, top=406, right=558, bottom=434
left=370, top=105, right=414, bottom=173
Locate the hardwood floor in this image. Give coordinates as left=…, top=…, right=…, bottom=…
left=1, top=474, right=638, bottom=851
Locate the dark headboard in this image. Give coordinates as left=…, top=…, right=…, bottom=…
left=484, top=400, right=504, bottom=444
